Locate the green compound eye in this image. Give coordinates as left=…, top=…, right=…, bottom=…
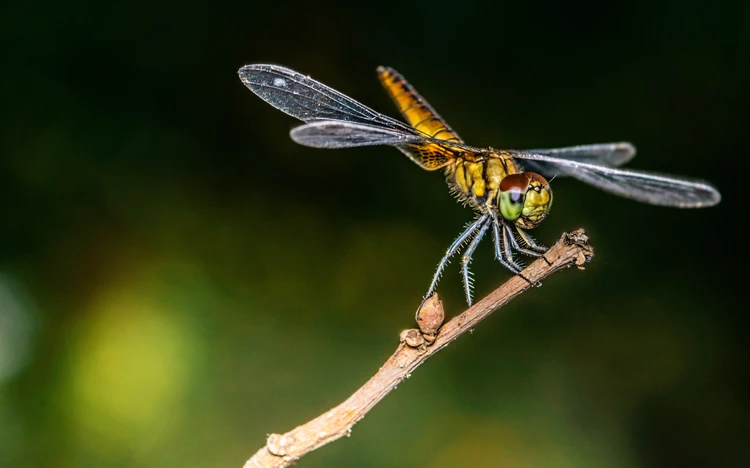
left=498, top=172, right=553, bottom=228
left=499, top=174, right=530, bottom=221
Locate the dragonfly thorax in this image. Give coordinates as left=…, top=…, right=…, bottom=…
left=445, top=152, right=552, bottom=229
left=446, top=153, right=516, bottom=210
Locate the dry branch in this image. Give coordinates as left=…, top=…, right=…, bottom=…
left=244, top=229, right=594, bottom=468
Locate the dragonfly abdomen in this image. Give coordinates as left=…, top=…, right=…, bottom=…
left=447, top=153, right=520, bottom=212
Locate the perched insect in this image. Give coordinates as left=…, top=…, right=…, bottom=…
left=238, top=64, right=721, bottom=305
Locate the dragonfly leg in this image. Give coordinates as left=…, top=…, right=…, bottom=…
left=500, top=220, right=535, bottom=285
left=515, top=227, right=552, bottom=265
left=504, top=224, right=545, bottom=258
left=460, top=217, right=490, bottom=306
left=424, top=215, right=489, bottom=300
left=516, top=227, right=549, bottom=253
left=491, top=215, right=523, bottom=274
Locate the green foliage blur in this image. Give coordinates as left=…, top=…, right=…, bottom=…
left=2, top=1, right=748, bottom=466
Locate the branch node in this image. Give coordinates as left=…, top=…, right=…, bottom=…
left=416, top=294, right=444, bottom=338
left=400, top=329, right=425, bottom=348
left=266, top=433, right=290, bottom=457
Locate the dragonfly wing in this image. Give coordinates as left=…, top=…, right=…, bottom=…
left=240, top=64, right=474, bottom=171
left=238, top=64, right=415, bottom=132
left=290, top=121, right=425, bottom=148
left=378, top=66, right=463, bottom=142
left=397, top=142, right=466, bottom=170
left=511, top=152, right=721, bottom=208
left=291, top=121, right=467, bottom=171
left=524, top=142, right=636, bottom=166
left=516, top=142, right=636, bottom=176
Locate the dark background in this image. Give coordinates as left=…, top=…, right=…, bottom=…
left=2, top=1, right=748, bottom=467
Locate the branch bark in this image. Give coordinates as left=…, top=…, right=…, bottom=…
left=244, top=229, right=594, bottom=468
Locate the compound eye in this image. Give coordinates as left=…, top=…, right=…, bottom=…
left=517, top=172, right=553, bottom=229
left=498, top=174, right=531, bottom=221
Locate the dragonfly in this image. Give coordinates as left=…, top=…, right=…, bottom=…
left=238, top=64, right=722, bottom=306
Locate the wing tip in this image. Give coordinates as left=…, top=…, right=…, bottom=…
left=677, top=183, right=722, bottom=208
left=289, top=125, right=313, bottom=147
left=702, top=186, right=722, bottom=207
left=238, top=63, right=266, bottom=75
left=617, top=142, right=636, bottom=157
left=237, top=64, right=265, bottom=84
left=237, top=63, right=297, bottom=80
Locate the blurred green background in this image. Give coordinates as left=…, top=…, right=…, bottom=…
left=2, top=1, right=748, bottom=467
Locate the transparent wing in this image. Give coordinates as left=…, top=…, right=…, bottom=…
left=510, top=152, right=721, bottom=208
left=514, top=142, right=636, bottom=176
left=290, top=121, right=425, bottom=148
left=291, top=121, right=475, bottom=171
left=238, top=64, right=417, bottom=134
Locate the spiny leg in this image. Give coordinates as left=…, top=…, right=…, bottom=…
left=460, top=217, right=490, bottom=306
left=424, top=214, right=489, bottom=299
left=491, top=215, right=523, bottom=273
left=501, top=221, right=522, bottom=270
left=504, top=224, right=544, bottom=258
left=516, top=227, right=552, bottom=265
left=501, top=220, right=535, bottom=285
left=516, top=227, right=548, bottom=253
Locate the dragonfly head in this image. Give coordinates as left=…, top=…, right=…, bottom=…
left=498, top=172, right=553, bottom=229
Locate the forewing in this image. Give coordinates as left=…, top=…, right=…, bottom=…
left=511, top=152, right=721, bottom=208
left=238, top=64, right=415, bottom=133
left=290, top=121, right=425, bottom=148
left=239, top=64, right=475, bottom=171
left=518, top=142, right=636, bottom=171
left=377, top=66, right=463, bottom=142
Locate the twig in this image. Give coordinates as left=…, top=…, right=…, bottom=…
left=244, top=229, right=594, bottom=468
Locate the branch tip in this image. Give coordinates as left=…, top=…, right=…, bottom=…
left=563, top=229, right=594, bottom=267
